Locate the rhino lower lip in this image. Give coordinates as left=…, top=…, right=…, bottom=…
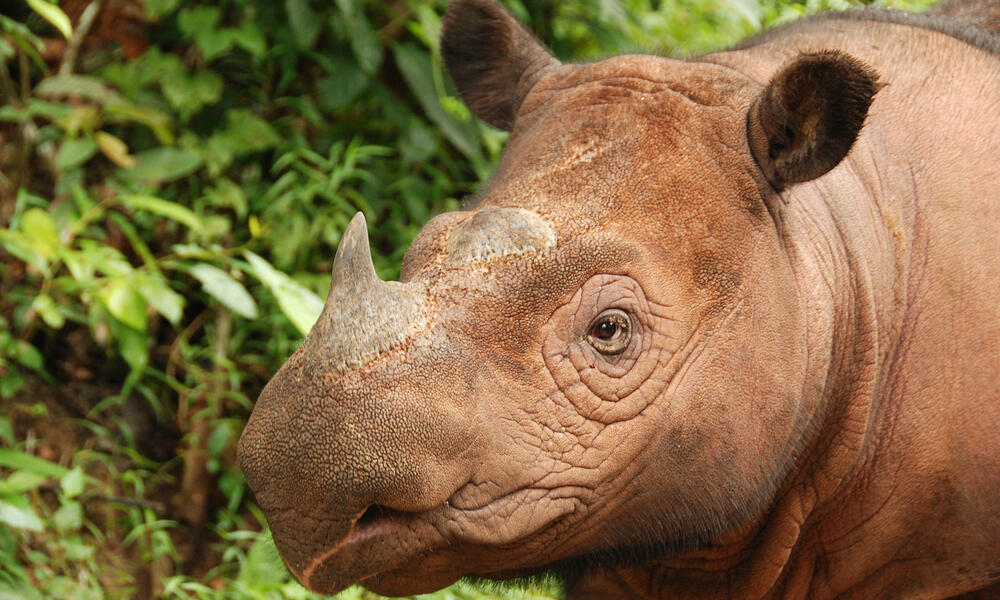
left=298, top=503, right=431, bottom=592
left=297, top=487, right=578, bottom=593
left=300, top=498, right=458, bottom=591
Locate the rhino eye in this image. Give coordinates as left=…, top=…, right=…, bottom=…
left=586, top=309, right=632, bottom=355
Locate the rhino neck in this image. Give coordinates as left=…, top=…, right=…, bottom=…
left=781, top=147, right=912, bottom=488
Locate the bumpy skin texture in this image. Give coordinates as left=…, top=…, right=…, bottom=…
left=238, top=1, right=1000, bottom=598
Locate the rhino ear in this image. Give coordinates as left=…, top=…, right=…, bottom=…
left=748, top=51, right=880, bottom=188
left=441, top=0, right=559, bottom=131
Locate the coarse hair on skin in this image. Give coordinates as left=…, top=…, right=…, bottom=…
left=541, top=392, right=828, bottom=590
left=522, top=469, right=787, bottom=587
left=737, top=6, right=1000, bottom=55
left=459, top=572, right=566, bottom=597
left=440, top=0, right=557, bottom=131
left=749, top=50, right=882, bottom=188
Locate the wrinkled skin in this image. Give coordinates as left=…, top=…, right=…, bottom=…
left=238, top=1, right=1000, bottom=598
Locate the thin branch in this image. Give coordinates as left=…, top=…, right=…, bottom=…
left=18, top=50, right=29, bottom=102
left=84, top=492, right=167, bottom=514
left=58, top=0, right=104, bottom=77
left=39, top=483, right=168, bottom=514
left=0, top=58, right=20, bottom=107
left=0, top=57, right=31, bottom=195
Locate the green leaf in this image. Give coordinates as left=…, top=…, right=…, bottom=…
left=8, top=339, right=44, bottom=373
left=286, top=0, right=320, bottom=50
left=98, top=277, right=148, bottom=332
left=0, top=37, right=13, bottom=62
left=316, top=58, right=369, bottom=112
left=24, top=0, right=72, bottom=40
left=132, top=273, right=184, bottom=325
left=208, top=109, right=280, bottom=157
left=0, top=449, right=69, bottom=478
left=106, top=315, right=149, bottom=373
left=0, top=98, right=70, bottom=124
left=36, top=74, right=174, bottom=142
left=59, top=536, right=95, bottom=561
left=161, top=67, right=223, bottom=116
left=200, top=29, right=235, bottom=61
left=103, top=102, right=175, bottom=145
left=0, top=15, right=44, bottom=71
left=119, top=194, right=204, bottom=232
left=0, top=535, right=41, bottom=599
left=177, top=6, right=221, bottom=40
left=20, top=208, right=61, bottom=262
left=218, top=470, right=244, bottom=512
left=0, top=471, right=47, bottom=495
left=117, top=338, right=149, bottom=375
left=95, top=131, right=136, bottom=168
left=142, top=0, right=180, bottom=19
left=237, top=531, right=288, bottom=587
left=243, top=251, right=323, bottom=336
left=35, top=75, right=122, bottom=105
left=0, top=230, right=48, bottom=275
left=335, top=0, right=383, bottom=75
left=400, top=119, right=437, bottom=164
left=32, top=293, right=65, bottom=329
left=0, top=366, right=25, bottom=399
left=170, top=244, right=215, bottom=260
left=393, top=43, right=482, bottom=162
left=232, top=19, right=267, bottom=57
left=54, top=137, right=99, bottom=172
left=188, top=264, right=259, bottom=319
left=228, top=109, right=281, bottom=152
left=207, top=424, right=232, bottom=458
left=0, top=416, right=13, bottom=444
left=59, top=467, right=85, bottom=499
left=124, top=148, right=203, bottom=184
left=113, top=214, right=156, bottom=269
left=0, top=496, right=44, bottom=531
left=77, top=241, right=132, bottom=277
left=203, top=179, right=247, bottom=219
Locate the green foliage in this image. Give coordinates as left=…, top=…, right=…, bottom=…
left=0, top=0, right=932, bottom=598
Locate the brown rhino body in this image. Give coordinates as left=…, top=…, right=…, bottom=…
left=238, top=2, right=1000, bottom=598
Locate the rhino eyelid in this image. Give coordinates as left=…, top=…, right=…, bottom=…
left=585, top=309, right=633, bottom=355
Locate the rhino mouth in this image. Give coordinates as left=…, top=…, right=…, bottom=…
left=287, top=485, right=581, bottom=595
left=293, top=503, right=442, bottom=594
left=356, top=503, right=403, bottom=527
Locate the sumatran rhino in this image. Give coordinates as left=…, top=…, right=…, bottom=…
left=238, top=1, right=1000, bottom=597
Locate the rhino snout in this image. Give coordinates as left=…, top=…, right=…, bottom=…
left=237, top=341, right=484, bottom=592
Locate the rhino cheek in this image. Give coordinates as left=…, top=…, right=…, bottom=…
left=644, top=275, right=807, bottom=543
left=506, top=254, right=807, bottom=556
left=448, top=274, right=688, bottom=561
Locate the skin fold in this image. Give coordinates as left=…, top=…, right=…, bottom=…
left=238, top=1, right=1000, bottom=598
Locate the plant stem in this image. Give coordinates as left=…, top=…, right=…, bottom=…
left=58, top=0, right=104, bottom=77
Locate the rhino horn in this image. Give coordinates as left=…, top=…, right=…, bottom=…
left=331, top=212, right=380, bottom=290
left=307, top=212, right=428, bottom=373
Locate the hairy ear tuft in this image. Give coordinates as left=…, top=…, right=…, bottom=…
left=441, top=0, right=559, bottom=130
left=748, top=51, right=881, bottom=188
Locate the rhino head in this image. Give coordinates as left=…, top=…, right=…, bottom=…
left=238, top=0, right=878, bottom=595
